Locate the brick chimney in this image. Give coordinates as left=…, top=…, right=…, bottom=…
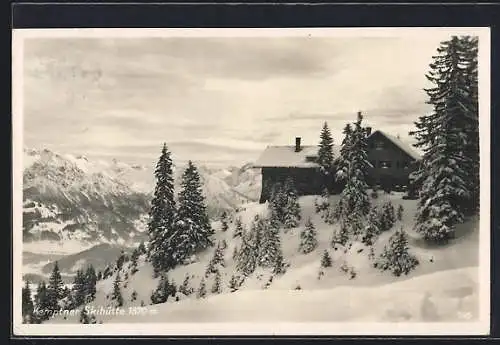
left=295, top=137, right=301, bottom=152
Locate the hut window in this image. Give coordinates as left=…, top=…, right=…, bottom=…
left=374, top=140, right=384, bottom=150
left=379, top=161, right=392, bottom=169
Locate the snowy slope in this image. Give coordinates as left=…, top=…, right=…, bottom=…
left=59, top=267, right=479, bottom=324
left=45, top=194, right=479, bottom=324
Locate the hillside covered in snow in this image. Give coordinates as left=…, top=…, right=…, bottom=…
left=44, top=194, right=480, bottom=325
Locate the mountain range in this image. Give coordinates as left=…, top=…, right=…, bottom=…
left=22, top=148, right=261, bottom=250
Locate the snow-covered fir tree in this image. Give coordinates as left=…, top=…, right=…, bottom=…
left=397, top=204, right=404, bottom=221
left=112, top=273, right=123, bottom=307
left=317, top=122, right=335, bottom=191
left=220, top=211, right=229, bottom=232
left=362, top=206, right=381, bottom=246
left=283, top=178, right=301, bottom=229
left=71, top=269, right=87, bottom=308
left=233, top=217, right=245, bottom=238
left=179, top=274, right=194, bottom=296
left=335, top=123, right=353, bottom=187
left=35, top=281, right=49, bottom=322
left=251, top=215, right=265, bottom=252
left=22, top=280, right=34, bottom=323
left=151, top=274, right=176, bottom=304
left=102, top=265, right=113, bottom=280
left=228, top=274, right=242, bottom=292
left=331, top=221, right=350, bottom=247
left=337, top=112, right=371, bottom=218
left=375, top=228, right=419, bottom=276
left=84, top=265, right=97, bottom=302
left=379, top=201, right=396, bottom=232
left=258, top=211, right=283, bottom=268
left=130, top=248, right=139, bottom=275
left=315, top=187, right=330, bottom=214
left=175, top=160, right=214, bottom=262
left=79, top=307, right=90, bottom=324
left=206, top=241, right=226, bottom=276
left=148, top=143, right=177, bottom=273
left=46, top=262, right=64, bottom=312
left=211, top=270, right=222, bottom=294
left=368, top=246, right=376, bottom=261
left=269, top=182, right=287, bottom=223
left=273, top=251, right=287, bottom=275
left=320, top=250, right=333, bottom=268
left=197, top=277, right=207, bottom=299
left=362, top=215, right=380, bottom=246
left=411, top=36, right=478, bottom=243
left=299, top=217, right=318, bottom=254
left=236, top=226, right=258, bottom=276
left=116, top=250, right=126, bottom=271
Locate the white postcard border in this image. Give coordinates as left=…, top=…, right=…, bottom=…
left=11, top=27, right=491, bottom=336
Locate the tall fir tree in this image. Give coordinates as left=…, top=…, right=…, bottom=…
left=130, top=248, right=140, bottom=275
left=299, top=217, right=318, bottom=254
left=335, top=123, right=353, bottom=186
left=220, top=211, right=229, bottom=232
left=84, top=265, right=97, bottom=303
left=148, top=143, right=177, bottom=273
left=151, top=274, right=176, bottom=304
left=206, top=241, right=226, bottom=276
left=116, top=250, right=125, bottom=271
left=112, top=273, right=123, bottom=307
left=197, top=277, right=207, bottom=299
left=174, top=160, right=214, bottom=262
left=22, top=280, right=34, bottom=323
left=258, top=211, right=283, bottom=268
left=79, top=306, right=90, bottom=324
left=179, top=274, right=194, bottom=296
left=233, top=217, right=245, bottom=238
left=379, top=201, right=396, bottom=232
left=338, top=112, right=371, bottom=217
left=283, top=178, right=302, bottom=229
left=269, top=182, right=287, bottom=223
left=236, top=227, right=258, bottom=276
left=46, top=262, right=64, bottom=311
left=397, top=204, right=404, bottom=221
left=211, top=270, right=222, bottom=294
left=35, top=281, right=49, bottom=321
left=71, top=269, right=86, bottom=307
left=411, top=36, right=478, bottom=243
left=317, top=122, right=335, bottom=191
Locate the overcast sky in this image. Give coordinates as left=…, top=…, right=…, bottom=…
left=23, top=33, right=457, bottom=167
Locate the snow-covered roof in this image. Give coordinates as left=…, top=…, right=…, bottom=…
left=253, top=145, right=341, bottom=168
left=253, top=146, right=319, bottom=168
left=370, top=130, right=422, bottom=161
left=252, top=129, right=421, bottom=169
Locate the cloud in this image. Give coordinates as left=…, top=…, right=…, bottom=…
left=21, top=33, right=462, bottom=166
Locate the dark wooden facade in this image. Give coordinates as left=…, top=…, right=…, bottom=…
left=365, top=131, right=418, bottom=190
left=259, top=167, right=324, bottom=204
